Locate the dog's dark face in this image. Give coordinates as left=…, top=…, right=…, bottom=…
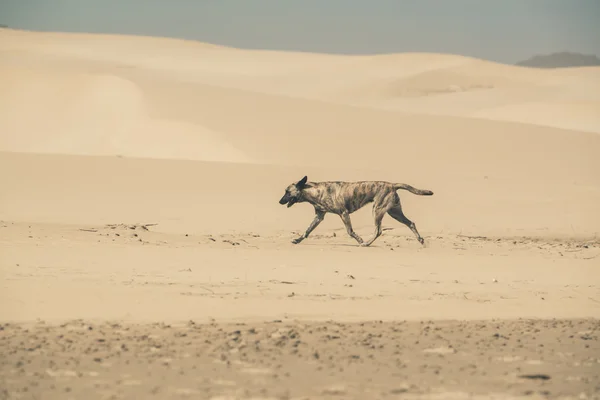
left=279, top=176, right=308, bottom=208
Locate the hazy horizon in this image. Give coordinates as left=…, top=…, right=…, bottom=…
left=1, top=0, right=599, bottom=64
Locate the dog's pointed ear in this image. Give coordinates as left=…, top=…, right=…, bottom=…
left=297, top=175, right=308, bottom=188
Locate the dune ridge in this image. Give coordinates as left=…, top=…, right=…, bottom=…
left=2, top=27, right=599, bottom=163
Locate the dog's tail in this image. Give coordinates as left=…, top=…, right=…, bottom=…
left=393, top=183, right=434, bottom=196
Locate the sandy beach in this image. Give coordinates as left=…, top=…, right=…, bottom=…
left=0, top=28, right=599, bottom=399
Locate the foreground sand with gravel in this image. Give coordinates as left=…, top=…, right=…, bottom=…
left=2, top=319, right=598, bottom=400
left=1, top=221, right=598, bottom=399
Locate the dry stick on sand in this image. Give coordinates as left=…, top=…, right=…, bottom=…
left=104, top=223, right=158, bottom=230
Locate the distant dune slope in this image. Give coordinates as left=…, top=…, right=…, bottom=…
left=0, top=64, right=250, bottom=162
left=1, top=29, right=599, bottom=157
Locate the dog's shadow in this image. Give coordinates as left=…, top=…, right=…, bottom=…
left=295, top=227, right=399, bottom=248
left=293, top=227, right=428, bottom=249
left=299, top=242, right=369, bottom=248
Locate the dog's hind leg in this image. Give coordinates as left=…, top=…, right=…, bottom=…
left=361, top=204, right=388, bottom=247
left=387, top=206, right=425, bottom=245
left=292, top=210, right=325, bottom=244
left=339, top=211, right=364, bottom=244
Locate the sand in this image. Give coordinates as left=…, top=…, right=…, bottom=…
left=0, top=28, right=599, bottom=399
left=2, top=319, right=598, bottom=400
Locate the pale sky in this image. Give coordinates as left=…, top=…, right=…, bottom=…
left=1, top=0, right=599, bottom=63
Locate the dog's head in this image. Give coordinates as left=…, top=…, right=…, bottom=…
left=279, top=175, right=308, bottom=208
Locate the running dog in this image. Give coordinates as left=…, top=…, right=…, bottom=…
left=279, top=176, right=433, bottom=246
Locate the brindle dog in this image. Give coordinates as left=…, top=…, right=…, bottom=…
left=279, top=176, right=433, bottom=247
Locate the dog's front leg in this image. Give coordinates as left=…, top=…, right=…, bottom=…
left=339, top=211, right=364, bottom=245
left=292, top=210, right=325, bottom=244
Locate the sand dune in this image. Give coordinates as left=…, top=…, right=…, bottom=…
left=0, top=65, right=250, bottom=162
left=1, top=28, right=599, bottom=399
left=1, top=29, right=599, bottom=177
left=2, top=28, right=599, bottom=139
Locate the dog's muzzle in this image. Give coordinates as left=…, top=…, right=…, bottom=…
left=279, top=194, right=297, bottom=208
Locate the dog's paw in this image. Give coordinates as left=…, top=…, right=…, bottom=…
left=418, top=238, right=425, bottom=245
left=291, top=237, right=304, bottom=244
left=359, top=242, right=371, bottom=247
